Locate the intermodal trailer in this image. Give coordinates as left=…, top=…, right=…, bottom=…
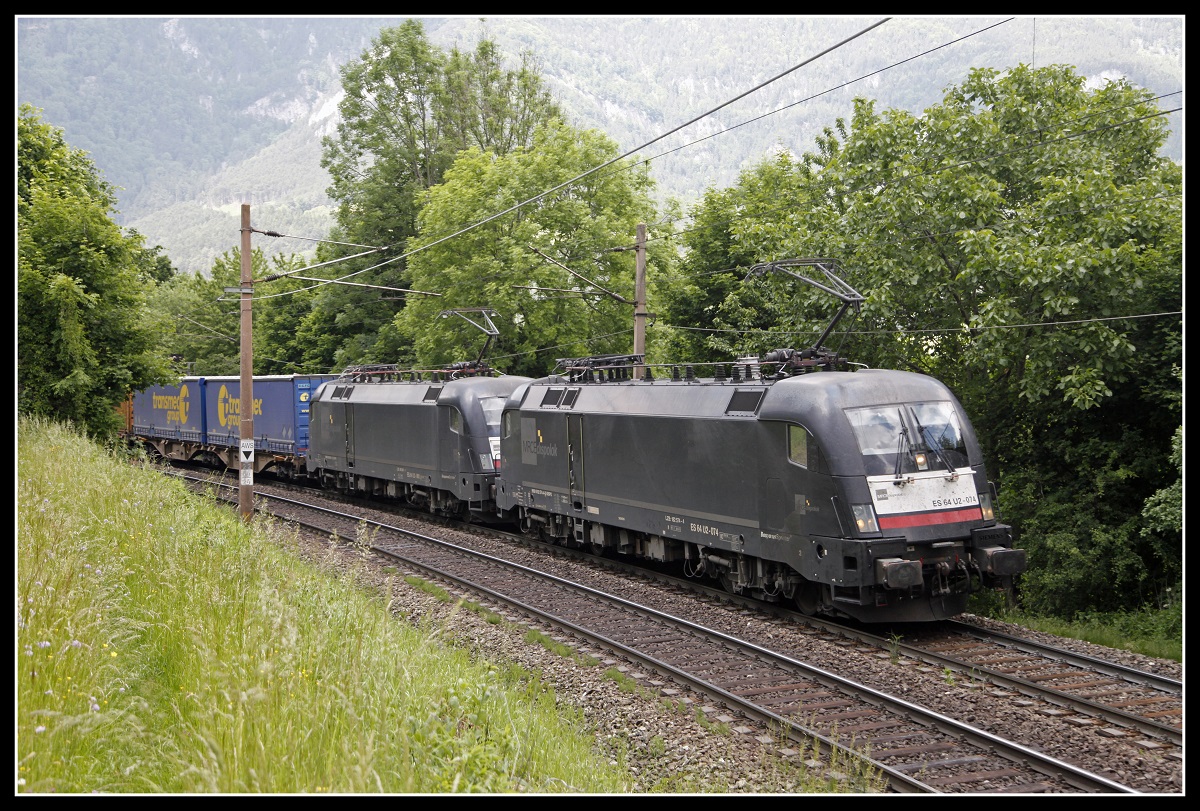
left=129, top=374, right=335, bottom=477
left=200, top=375, right=336, bottom=476
left=129, top=378, right=207, bottom=459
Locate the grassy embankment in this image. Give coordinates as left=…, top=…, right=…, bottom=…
left=17, top=416, right=634, bottom=793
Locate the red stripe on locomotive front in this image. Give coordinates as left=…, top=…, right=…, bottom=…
left=878, top=506, right=983, bottom=529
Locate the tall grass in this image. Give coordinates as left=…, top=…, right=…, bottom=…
left=967, top=586, right=1183, bottom=662
left=17, top=417, right=632, bottom=793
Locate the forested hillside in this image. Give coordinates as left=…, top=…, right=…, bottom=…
left=16, top=16, right=1184, bottom=274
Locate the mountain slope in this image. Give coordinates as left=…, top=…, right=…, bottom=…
left=17, top=15, right=1184, bottom=275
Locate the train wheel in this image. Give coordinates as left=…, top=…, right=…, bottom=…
left=794, top=578, right=823, bottom=616
left=719, top=571, right=740, bottom=594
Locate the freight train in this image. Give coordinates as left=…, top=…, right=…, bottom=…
left=123, top=263, right=1025, bottom=623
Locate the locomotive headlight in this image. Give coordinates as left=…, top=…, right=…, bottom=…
left=851, top=504, right=879, bottom=534
left=978, top=491, right=995, bottom=521
left=914, top=452, right=929, bottom=470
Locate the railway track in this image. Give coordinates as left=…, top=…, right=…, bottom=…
left=894, top=621, right=1182, bottom=744
left=182, top=472, right=1176, bottom=793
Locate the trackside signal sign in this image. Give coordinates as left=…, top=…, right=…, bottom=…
left=240, top=439, right=254, bottom=485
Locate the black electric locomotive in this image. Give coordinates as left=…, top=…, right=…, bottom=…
left=125, top=265, right=1023, bottom=623
left=494, top=352, right=1024, bottom=623
left=493, top=259, right=1024, bottom=623
left=308, top=362, right=532, bottom=520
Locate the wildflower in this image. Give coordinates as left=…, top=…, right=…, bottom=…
left=36, top=641, right=50, bottom=649
left=91, top=703, right=100, bottom=712
left=70, top=640, right=82, bottom=648
left=35, top=726, right=46, bottom=733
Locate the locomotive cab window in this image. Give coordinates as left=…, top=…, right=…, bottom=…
left=448, top=407, right=463, bottom=434
left=787, top=425, right=809, bottom=469
left=479, top=396, right=506, bottom=432
left=786, top=424, right=824, bottom=471
left=846, top=402, right=968, bottom=476
left=502, top=410, right=517, bottom=439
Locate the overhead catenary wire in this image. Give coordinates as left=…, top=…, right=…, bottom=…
left=248, top=17, right=890, bottom=298
left=347, top=17, right=893, bottom=270
left=582, top=16, right=1017, bottom=192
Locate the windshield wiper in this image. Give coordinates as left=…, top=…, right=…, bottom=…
left=909, top=406, right=959, bottom=480
left=892, top=410, right=909, bottom=484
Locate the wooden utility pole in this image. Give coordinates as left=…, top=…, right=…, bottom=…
left=633, top=222, right=647, bottom=379
left=237, top=204, right=255, bottom=520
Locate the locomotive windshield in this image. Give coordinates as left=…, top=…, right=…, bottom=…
left=846, top=402, right=968, bottom=476
left=480, top=396, right=506, bottom=433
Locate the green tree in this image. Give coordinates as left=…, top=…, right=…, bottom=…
left=396, top=120, right=667, bottom=378
left=148, top=251, right=243, bottom=376
left=656, top=147, right=836, bottom=365
left=150, top=248, right=323, bottom=376
left=17, top=104, right=174, bottom=436
left=670, top=65, right=1182, bottom=618
left=307, top=20, right=563, bottom=372
left=252, top=256, right=324, bottom=375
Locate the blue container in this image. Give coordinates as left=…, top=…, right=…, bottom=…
left=130, top=378, right=207, bottom=444
left=201, top=375, right=335, bottom=457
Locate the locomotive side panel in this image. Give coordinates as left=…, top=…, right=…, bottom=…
left=499, top=379, right=765, bottom=538
left=500, top=395, right=574, bottom=517
left=308, top=392, right=347, bottom=472
left=577, top=411, right=762, bottom=554
left=345, top=399, right=440, bottom=486
left=754, top=419, right=844, bottom=571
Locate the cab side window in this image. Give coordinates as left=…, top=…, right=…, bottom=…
left=787, top=423, right=825, bottom=473
left=449, top=407, right=462, bottom=434
left=787, top=424, right=808, bottom=468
